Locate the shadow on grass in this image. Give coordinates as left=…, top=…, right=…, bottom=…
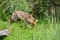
left=0, top=36, right=7, bottom=40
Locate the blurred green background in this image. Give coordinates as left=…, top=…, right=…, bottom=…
left=0, top=0, right=60, bottom=40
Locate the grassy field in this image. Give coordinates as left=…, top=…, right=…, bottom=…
left=0, top=20, right=60, bottom=40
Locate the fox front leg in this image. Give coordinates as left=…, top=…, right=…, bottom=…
left=32, top=23, right=34, bottom=29
left=17, top=18, right=21, bottom=27
left=24, top=20, right=28, bottom=28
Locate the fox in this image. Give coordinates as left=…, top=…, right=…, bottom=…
left=9, top=11, right=38, bottom=28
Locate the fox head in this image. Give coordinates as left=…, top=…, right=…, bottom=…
left=32, top=19, right=38, bottom=25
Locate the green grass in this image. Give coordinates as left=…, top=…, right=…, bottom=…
left=0, top=21, right=60, bottom=40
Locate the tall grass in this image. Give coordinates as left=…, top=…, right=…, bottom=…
left=0, top=20, right=60, bottom=40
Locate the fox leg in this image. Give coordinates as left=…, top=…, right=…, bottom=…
left=17, top=18, right=21, bottom=27
left=24, top=21, right=27, bottom=28
left=24, top=19, right=28, bottom=28
left=32, top=24, right=34, bottom=28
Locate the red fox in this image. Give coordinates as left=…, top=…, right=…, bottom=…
left=9, top=11, right=38, bottom=28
